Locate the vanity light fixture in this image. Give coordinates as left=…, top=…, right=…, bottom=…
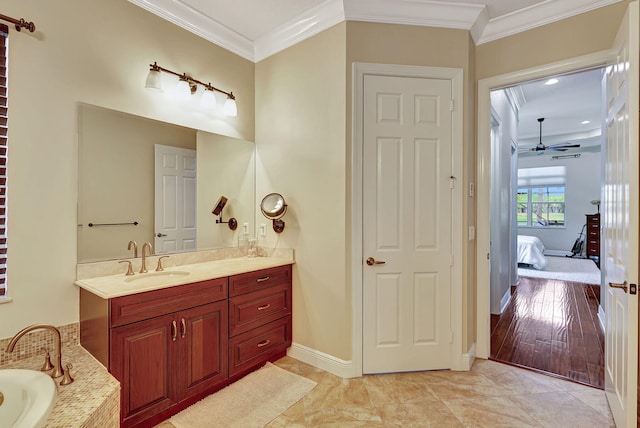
left=144, top=62, right=237, bottom=117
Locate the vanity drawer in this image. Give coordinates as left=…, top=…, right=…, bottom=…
left=229, top=316, right=292, bottom=376
left=110, top=278, right=228, bottom=327
left=229, top=283, right=292, bottom=336
left=229, top=265, right=291, bottom=297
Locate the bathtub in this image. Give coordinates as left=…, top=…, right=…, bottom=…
left=0, top=369, right=57, bottom=428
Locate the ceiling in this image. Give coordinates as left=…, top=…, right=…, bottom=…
left=130, top=0, right=622, bottom=62
left=513, top=67, right=605, bottom=157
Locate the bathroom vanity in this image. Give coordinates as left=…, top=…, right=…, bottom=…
left=77, top=258, right=293, bottom=428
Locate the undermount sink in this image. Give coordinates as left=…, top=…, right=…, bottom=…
left=124, top=270, right=191, bottom=283
left=0, top=369, right=57, bottom=428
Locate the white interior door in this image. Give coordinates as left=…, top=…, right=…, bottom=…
left=603, top=2, right=639, bottom=426
left=362, top=74, right=453, bottom=373
left=154, top=144, right=197, bottom=254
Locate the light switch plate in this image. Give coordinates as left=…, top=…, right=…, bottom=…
left=469, top=226, right=475, bottom=240
left=260, top=223, right=267, bottom=237
left=469, top=182, right=475, bottom=197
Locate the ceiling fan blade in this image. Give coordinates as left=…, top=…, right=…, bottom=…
left=547, top=143, right=581, bottom=149
left=549, top=147, right=568, bottom=151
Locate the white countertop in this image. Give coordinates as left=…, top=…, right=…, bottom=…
left=75, top=256, right=295, bottom=299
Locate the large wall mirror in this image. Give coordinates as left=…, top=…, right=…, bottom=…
left=77, top=104, right=255, bottom=263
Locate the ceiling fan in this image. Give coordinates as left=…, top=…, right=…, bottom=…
left=522, top=117, right=581, bottom=154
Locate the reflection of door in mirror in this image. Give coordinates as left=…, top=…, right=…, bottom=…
left=154, top=144, right=197, bottom=254
left=77, top=104, right=256, bottom=263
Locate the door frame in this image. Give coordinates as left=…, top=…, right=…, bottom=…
left=351, top=62, right=465, bottom=376
left=476, top=50, right=614, bottom=358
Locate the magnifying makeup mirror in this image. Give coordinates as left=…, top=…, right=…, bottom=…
left=260, top=193, right=287, bottom=233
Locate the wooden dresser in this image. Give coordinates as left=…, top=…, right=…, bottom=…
left=586, top=213, right=600, bottom=262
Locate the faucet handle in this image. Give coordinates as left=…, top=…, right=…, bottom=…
left=60, top=363, right=74, bottom=386
left=119, top=260, right=134, bottom=276
left=40, top=347, right=54, bottom=372
left=156, top=256, right=170, bottom=272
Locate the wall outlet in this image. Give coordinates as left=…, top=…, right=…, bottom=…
left=242, top=222, right=249, bottom=234
left=260, top=223, right=267, bottom=237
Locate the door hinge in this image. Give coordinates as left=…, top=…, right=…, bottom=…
left=449, top=99, right=454, bottom=112
left=631, top=283, right=637, bottom=295
left=449, top=176, right=456, bottom=189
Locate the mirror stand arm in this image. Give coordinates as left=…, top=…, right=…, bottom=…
left=216, top=215, right=238, bottom=230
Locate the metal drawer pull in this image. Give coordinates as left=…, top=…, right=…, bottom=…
left=257, top=339, right=271, bottom=348
left=609, top=281, right=628, bottom=293
left=180, top=318, right=186, bottom=338
left=256, top=276, right=270, bottom=283
left=258, top=304, right=271, bottom=311
left=171, top=321, right=177, bottom=341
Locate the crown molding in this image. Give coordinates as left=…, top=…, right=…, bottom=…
left=477, top=0, right=624, bottom=44
left=128, top=0, right=255, bottom=61
left=254, top=0, right=345, bottom=62
left=130, top=0, right=625, bottom=62
left=343, top=0, right=485, bottom=29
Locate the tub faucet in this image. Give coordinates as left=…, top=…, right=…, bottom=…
left=5, top=324, right=73, bottom=384
left=140, top=242, right=154, bottom=273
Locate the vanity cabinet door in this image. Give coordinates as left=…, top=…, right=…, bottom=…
left=110, top=313, right=178, bottom=427
left=177, top=301, right=228, bottom=400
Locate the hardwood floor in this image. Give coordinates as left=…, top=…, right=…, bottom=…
left=490, top=276, right=604, bottom=389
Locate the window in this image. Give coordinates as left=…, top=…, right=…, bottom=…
left=517, top=186, right=566, bottom=227
left=0, top=24, right=7, bottom=298
left=517, top=166, right=567, bottom=228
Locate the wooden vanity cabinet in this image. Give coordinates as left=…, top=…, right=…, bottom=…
left=79, top=263, right=293, bottom=428
left=228, top=265, right=292, bottom=379
left=81, top=277, right=228, bottom=428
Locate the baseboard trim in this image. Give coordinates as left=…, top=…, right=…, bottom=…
left=500, top=288, right=512, bottom=313
left=287, top=342, right=357, bottom=378
left=598, top=304, right=606, bottom=333
left=459, top=342, right=476, bottom=371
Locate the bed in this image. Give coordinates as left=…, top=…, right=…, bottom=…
left=517, top=235, right=548, bottom=270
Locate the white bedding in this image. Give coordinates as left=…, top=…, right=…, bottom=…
left=517, top=235, right=548, bottom=270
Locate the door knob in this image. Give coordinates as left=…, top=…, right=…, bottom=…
left=156, top=233, right=167, bottom=237
left=366, top=257, right=386, bottom=266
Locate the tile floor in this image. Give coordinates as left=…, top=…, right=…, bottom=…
left=156, top=355, right=615, bottom=427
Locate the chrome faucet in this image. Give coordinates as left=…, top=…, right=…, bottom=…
left=140, top=242, right=154, bottom=273
left=6, top=324, right=73, bottom=385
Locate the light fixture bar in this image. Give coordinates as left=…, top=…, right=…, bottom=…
left=148, top=62, right=235, bottom=100
left=0, top=13, right=36, bottom=32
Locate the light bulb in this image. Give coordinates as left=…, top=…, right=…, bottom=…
left=144, top=69, right=163, bottom=92
left=224, top=97, right=237, bottom=117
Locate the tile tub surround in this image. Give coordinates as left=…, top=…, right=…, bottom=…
left=0, top=323, right=79, bottom=366
left=76, top=246, right=295, bottom=281
left=1, top=343, right=120, bottom=427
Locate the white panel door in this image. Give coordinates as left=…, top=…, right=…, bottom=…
left=154, top=145, right=197, bottom=254
left=603, top=2, right=638, bottom=426
left=363, top=74, right=453, bottom=373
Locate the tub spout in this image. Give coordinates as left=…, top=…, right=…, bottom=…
left=5, top=324, right=69, bottom=383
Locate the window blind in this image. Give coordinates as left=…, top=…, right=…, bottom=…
left=0, top=24, right=8, bottom=297
left=517, top=166, right=567, bottom=187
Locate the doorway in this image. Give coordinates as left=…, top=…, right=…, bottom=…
left=488, top=68, right=605, bottom=388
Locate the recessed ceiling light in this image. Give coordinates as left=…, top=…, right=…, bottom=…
left=545, top=78, right=559, bottom=85
left=581, top=120, right=591, bottom=124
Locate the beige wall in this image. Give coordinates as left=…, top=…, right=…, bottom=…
left=255, top=23, right=349, bottom=359
left=476, top=1, right=630, bottom=80
left=0, top=0, right=254, bottom=339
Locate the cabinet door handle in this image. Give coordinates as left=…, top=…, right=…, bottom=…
left=171, top=321, right=177, bottom=342
left=257, top=304, right=271, bottom=311
left=180, top=318, right=186, bottom=338
left=256, top=276, right=270, bottom=283
left=257, top=339, right=271, bottom=348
